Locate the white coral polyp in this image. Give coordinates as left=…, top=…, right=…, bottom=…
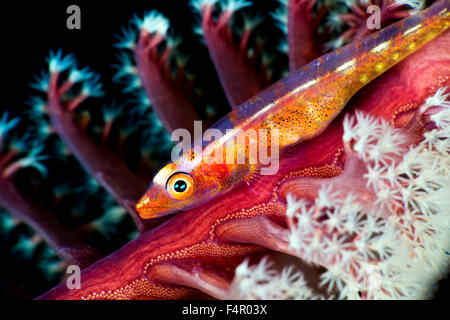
left=229, top=257, right=317, bottom=300
left=230, top=87, right=450, bottom=300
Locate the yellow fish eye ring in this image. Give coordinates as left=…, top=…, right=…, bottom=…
left=166, top=172, right=195, bottom=200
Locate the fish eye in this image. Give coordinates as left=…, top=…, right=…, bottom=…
left=166, top=172, right=195, bottom=200
left=174, top=180, right=187, bottom=193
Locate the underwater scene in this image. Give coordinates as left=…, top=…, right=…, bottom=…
left=0, top=0, right=449, bottom=301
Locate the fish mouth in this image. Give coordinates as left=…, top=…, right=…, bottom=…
left=136, top=203, right=174, bottom=219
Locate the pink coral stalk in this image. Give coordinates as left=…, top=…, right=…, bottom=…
left=33, top=4, right=450, bottom=300
left=134, top=12, right=200, bottom=134
left=193, top=0, right=268, bottom=108
left=340, top=0, right=423, bottom=43
left=287, top=0, right=326, bottom=71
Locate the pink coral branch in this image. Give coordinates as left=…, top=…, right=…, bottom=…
left=216, top=215, right=291, bottom=254
left=199, top=4, right=267, bottom=108
left=287, top=0, right=325, bottom=71
left=47, top=73, right=159, bottom=233
left=135, top=29, right=200, bottom=134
